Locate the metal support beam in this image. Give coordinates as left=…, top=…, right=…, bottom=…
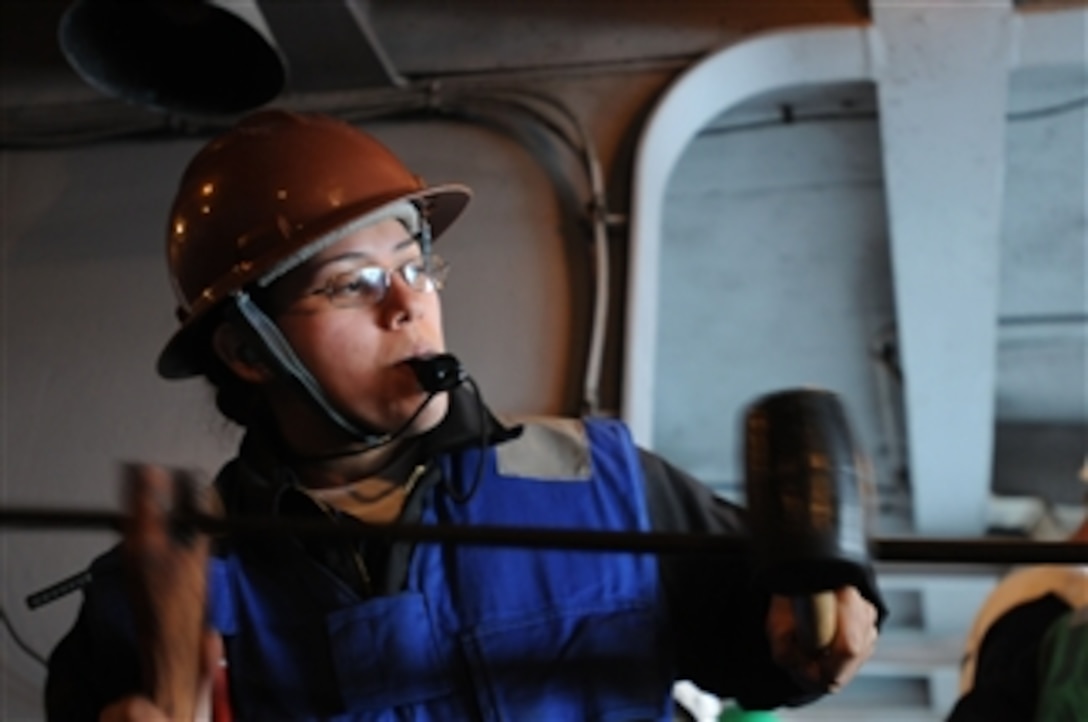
left=870, top=0, right=1014, bottom=535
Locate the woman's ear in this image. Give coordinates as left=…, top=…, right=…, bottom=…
left=211, top=323, right=274, bottom=383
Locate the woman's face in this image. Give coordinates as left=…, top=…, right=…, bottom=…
left=264, top=218, right=450, bottom=441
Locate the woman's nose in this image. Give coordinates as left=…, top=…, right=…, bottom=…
left=380, top=271, right=426, bottom=328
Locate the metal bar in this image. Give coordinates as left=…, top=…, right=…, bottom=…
left=2, top=502, right=1088, bottom=565
left=872, top=538, right=1086, bottom=565
left=2, top=506, right=1087, bottom=565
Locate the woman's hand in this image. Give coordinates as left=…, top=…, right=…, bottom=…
left=98, top=630, right=227, bottom=722
left=100, top=696, right=171, bottom=722
left=119, top=465, right=227, bottom=721
left=766, top=585, right=879, bottom=694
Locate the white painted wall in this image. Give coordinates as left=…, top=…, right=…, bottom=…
left=654, top=93, right=895, bottom=498
left=645, top=65, right=1087, bottom=520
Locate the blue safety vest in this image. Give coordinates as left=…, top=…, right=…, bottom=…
left=205, top=417, right=673, bottom=721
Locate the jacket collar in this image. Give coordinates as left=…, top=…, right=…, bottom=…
left=216, top=385, right=521, bottom=518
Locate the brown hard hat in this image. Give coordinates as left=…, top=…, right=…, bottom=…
left=157, top=109, right=471, bottom=379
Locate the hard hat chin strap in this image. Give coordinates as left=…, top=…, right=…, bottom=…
left=222, top=214, right=439, bottom=454
left=227, top=291, right=392, bottom=448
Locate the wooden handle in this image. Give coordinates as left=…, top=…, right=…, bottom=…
left=793, top=590, right=838, bottom=653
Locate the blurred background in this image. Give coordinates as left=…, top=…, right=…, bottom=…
left=2, top=1, right=1085, bottom=719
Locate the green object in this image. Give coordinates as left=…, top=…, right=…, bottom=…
left=718, top=704, right=781, bottom=721
left=1033, top=606, right=1088, bottom=721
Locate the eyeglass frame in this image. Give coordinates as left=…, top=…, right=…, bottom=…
left=303, top=253, right=451, bottom=308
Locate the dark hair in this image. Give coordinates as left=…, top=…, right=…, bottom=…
left=202, top=352, right=266, bottom=428
left=191, top=309, right=272, bottom=429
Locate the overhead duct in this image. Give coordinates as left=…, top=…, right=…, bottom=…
left=57, top=0, right=404, bottom=118
left=58, top=0, right=286, bottom=116
left=254, top=0, right=405, bottom=93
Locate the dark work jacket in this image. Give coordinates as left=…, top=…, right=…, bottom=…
left=45, top=389, right=884, bottom=719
